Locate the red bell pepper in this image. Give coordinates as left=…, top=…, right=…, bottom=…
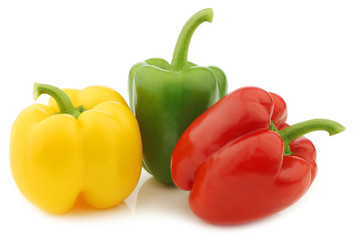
left=171, top=87, right=345, bottom=225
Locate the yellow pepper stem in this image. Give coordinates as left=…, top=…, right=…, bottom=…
left=33, top=83, right=81, bottom=118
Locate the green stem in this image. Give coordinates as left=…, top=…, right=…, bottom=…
left=170, top=8, right=214, bottom=71
left=278, top=119, right=345, bottom=147
left=33, top=83, right=81, bottom=118
left=270, top=121, right=293, bottom=155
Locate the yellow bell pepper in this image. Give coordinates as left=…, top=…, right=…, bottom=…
left=10, top=83, right=142, bottom=214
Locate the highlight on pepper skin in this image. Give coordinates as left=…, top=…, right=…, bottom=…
left=10, top=83, right=143, bottom=214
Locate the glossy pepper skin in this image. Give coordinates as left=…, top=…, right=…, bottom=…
left=171, top=87, right=345, bottom=225
left=129, top=8, right=227, bottom=184
left=10, top=83, right=142, bottom=214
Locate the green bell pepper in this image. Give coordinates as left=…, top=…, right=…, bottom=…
left=128, top=8, right=227, bottom=185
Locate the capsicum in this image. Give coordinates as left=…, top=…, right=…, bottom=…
left=10, top=83, right=142, bottom=214
left=129, top=8, right=227, bottom=184
left=171, top=87, right=345, bottom=225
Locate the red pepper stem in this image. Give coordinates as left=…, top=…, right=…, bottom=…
left=33, top=83, right=81, bottom=119
left=278, top=119, right=345, bottom=147
left=170, top=8, right=213, bottom=72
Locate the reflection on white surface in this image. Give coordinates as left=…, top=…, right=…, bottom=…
left=126, top=171, right=193, bottom=219
left=43, top=170, right=192, bottom=219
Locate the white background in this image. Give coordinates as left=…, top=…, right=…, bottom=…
left=0, top=0, right=359, bottom=239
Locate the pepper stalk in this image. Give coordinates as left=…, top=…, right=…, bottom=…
left=277, top=119, right=345, bottom=155
left=170, top=8, right=214, bottom=72
left=33, top=83, right=82, bottom=119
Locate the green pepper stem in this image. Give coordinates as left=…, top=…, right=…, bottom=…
left=170, top=8, right=213, bottom=72
left=33, top=83, right=81, bottom=118
left=278, top=119, right=345, bottom=147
